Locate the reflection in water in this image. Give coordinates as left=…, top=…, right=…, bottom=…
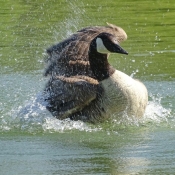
left=1, top=128, right=175, bottom=174
left=44, top=129, right=152, bottom=174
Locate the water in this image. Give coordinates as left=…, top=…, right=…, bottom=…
left=1, top=0, right=175, bottom=174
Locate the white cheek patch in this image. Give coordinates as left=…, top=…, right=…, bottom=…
left=96, top=38, right=110, bottom=54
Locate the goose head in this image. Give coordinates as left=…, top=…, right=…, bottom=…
left=89, top=32, right=128, bottom=81
left=95, top=33, right=128, bottom=55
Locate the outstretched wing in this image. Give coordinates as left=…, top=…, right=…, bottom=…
left=44, top=75, right=101, bottom=120
left=44, top=23, right=127, bottom=76
left=44, top=30, right=100, bottom=77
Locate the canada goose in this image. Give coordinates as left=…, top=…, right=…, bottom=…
left=44, top=23, right=148, bottom=123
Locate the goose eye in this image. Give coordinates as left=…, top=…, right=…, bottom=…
left=113, top=39, right=118, bottom=44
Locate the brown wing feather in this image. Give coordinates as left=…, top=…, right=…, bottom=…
left=45, top=23, right=127, bottom=77
left=45, top=75, right=100, bottom=120
left=45, top=30, right=100, bottom=77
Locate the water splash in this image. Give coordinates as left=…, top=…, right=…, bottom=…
left=53, top=0, right=86, bottom=41
left=0, top=91, right=173, bottom=134
left=0, top=92, right=100, bottom=133
left=42, top=118, right=100, bottom=133
left=109, top=93, right=172, bottom=128
left=142, top=94, right=171, bottom=125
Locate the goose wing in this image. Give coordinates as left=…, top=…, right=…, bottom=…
left=47, top=23, right=127, bottom=60
left=45, top=29, right=100, bottom=76
left=45, top=75, right=101, bottom=120
left=45, top=23, right=127, bottom=76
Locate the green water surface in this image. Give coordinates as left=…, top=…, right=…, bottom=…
left=1, top=0, right=175, bottom=174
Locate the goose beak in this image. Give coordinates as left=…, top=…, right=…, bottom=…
left=113, top=44, right=128, bottom=55
left=111, top=43, right=128, bottom=55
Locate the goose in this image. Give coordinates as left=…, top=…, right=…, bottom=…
left=44, top=23, right=148, bottom=123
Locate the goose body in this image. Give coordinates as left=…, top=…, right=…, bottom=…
left=44, top=23, right=148, bottom=123
left=99, top=70, right=148, bottom=119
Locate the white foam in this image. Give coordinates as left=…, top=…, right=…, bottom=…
left=142, top=100, right=171, bottom=124
left=0, top=91, right=173, bottom=133
left=7, top=93, right=100, bottom=133
left=42, top=118, right=100, bottom=133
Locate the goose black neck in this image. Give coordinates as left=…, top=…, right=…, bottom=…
left=89, top=39, right=115, bottom=81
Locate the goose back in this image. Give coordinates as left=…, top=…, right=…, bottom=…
left=44, top=23, right=127, bottom=78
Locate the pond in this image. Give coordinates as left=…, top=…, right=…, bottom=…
left=0, top=0, right=175, bottom=174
